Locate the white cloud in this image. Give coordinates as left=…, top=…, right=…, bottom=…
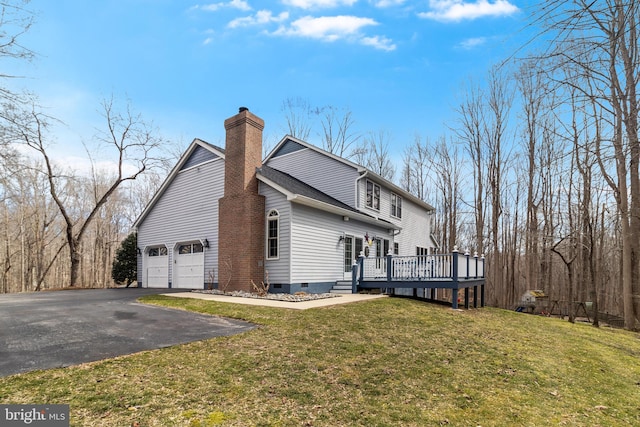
left=370, top=0, right=406, bottom=7
left=192, top=0, right=252, bottom=12
left=418, top=0, right=518, bottom=22
left=271, top=15, right=394, bottom=51
left=282, top=0, right=358, bottom=9
left=273, top=15, right=378, bottom=41
left=458, top=36, right=487, bottom=49
left=228, top=10, right=290, bottom=28
left=361, top=35, right=396, bottom=51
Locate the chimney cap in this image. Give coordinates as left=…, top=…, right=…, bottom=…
left=239, top=106, right=249, bottom=113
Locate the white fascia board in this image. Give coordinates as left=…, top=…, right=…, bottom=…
left=256, top=174, right=296, bottom=200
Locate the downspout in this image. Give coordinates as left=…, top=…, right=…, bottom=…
left=355, top=170, right=369, bottom=210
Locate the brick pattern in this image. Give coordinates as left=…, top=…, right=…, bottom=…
left=218, top=109, right=266, bottom=292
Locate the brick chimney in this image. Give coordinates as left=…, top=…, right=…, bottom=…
left=218, top=107, right=266, bottom=292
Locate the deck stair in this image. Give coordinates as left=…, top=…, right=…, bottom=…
left=330, top=281, right=353, bottom=294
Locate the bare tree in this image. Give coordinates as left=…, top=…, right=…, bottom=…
left=0, top=0, right=34, bottom=104
left=10, top=97, right=163, bottom=288
left=354, top=130, right=396, bottom=181
left=431, top=136, right=462, bottom=252
left=280, top=97, right=314, bottom=141
left=319, top=106, right=360, bottom=158
left=454, top=79, right=487, bottom=258
left=533, top=0, right=640, bottom=329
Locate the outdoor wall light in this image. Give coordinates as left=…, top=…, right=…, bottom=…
left=338, top=235, right=345, bottom=242
left=136, top=247, right=142, bottom=255
left=203, top=239, right=210, bottom=248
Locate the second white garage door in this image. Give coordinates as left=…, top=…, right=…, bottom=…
left=174, top=242, right=204, bottom=289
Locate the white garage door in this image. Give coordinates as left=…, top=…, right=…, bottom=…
left=145, top=247, right=169, bottom=287
left=174, top=242, right=204, bottom=289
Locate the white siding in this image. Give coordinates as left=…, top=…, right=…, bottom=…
left=357, top=178, right=433, bottom=257
left=266, top=148, right=359, bottom=207
left=136, top=159, right=224, bottom=287
left=395, top=197, right=433, bottom=256
left=290, top=203, right=391, bottom=283
left=260, top=184, right=291, bottom=285
left=357, top=178, right=401, bottom=224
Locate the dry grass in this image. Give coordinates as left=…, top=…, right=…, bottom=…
left=1, top=296, right=640, bottom=426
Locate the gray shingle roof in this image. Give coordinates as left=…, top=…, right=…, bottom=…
left=257, top=165, right=360, bottom=214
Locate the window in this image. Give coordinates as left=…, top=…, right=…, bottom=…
left=393, top=242, right=399, bottom=255
left=366, top=180, right=380, bottom=210
left=148, top=246, right=168, bottom=256
left=178, top=243, right=202, bottom=255
left=416, top=247, right=429, bottom=256
left=267, top=209, right=279, bottom=259
left=391, top=193, right=402, bottom=218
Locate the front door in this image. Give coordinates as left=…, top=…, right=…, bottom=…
left=344, top=235, right=364, bottom=279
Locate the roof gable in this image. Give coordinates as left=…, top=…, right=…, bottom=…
left=265, top=135, right=364, bottom=172
left=180, top=144, right=221, bottom=171
left=133, top=138, right=224, bottom=228
left=270, top=139, right=306, bottom=158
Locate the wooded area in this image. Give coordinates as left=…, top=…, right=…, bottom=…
left=2, top=1, right=640, bottom=330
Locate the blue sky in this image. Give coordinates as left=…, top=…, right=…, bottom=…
left=8, top=0, right=530, bottom=171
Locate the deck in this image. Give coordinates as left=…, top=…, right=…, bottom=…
left=351, top=249, right=485, bottom=309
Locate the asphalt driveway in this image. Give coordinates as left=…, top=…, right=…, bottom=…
left=0, top=288, right=256, bottom=377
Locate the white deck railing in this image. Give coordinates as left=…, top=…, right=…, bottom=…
left=359, top=251, right=485, bottom=281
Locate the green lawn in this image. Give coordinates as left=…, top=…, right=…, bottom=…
left=1, top=295, right=640, bottom=426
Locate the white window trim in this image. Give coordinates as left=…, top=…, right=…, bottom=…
left=266, top=209, right=280, bottom=260
left=366, top=179, right=380, bottom=211
left=391, top=192, right=402, bottom=218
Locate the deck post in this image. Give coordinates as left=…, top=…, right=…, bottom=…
left=474, top=252, right=479, bottom=279
left=465, top=251, right=470, bottom=279
left=473, top=285, right=478, bottom=308
left=452, top=247, right=459, bottom=309
left=351, top=259, right=359, bottom=294
left=386, top=252, right=392, bottom=282
left=481, top=254, right=486, bottom=307
left=464, top=287, right=469, bottom=309
left=358, top=252, right=365, bottom=283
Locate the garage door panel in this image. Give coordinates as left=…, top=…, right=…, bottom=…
left=175, top=249, right=204, bottom=289
left=145, top=255, right=169, bottom=288
left=147, top=266, right=169, bottom=287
